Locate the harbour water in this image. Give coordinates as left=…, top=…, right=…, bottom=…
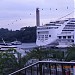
left=16, top=43, right=37, bottom=49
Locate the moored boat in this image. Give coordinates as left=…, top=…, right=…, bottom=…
left=11, top=41, right=22, bottom=45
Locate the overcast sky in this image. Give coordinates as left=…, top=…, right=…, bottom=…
left=0, top=0, right=74, bottom=30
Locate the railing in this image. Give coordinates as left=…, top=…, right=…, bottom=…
left=9, top=61, right=75, bottom=75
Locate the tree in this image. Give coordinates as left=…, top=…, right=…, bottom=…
left=0, top=48, right=22, bottom=75
left=0, top=27, right=36, bottom=43
left=0, top=52, right=17, bottom=74
left=22, top=47, right=61, bottom=64
left=65, top=47, right=75, bottom=61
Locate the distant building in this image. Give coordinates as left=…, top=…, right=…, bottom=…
left=36, top=18, right=75, bottom=47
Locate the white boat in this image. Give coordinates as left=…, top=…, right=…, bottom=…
left=11, top=41, right=22, bottom=45
left=0, top=39, right=25, bottom=57
left=0, top=44, right=26, bottom=57
left=0, top=45, right=17, bottom=51
left=36, top=18, right=75, bottom=47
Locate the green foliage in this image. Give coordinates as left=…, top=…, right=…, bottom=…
left=0, top=48, right=23, bottom=75
left=22, top=47, right=65, bottom=62
left=0, top=52, right=18, bottom=74
left=1, top=46, right=75, bottom=74
left=7, top=48, right=17, bottom=53
left=0, top=27, right=36, bottom=43
left=23, top=47, right=75, bottom=63
left=65, top=47, right=75, bottom=61
left=0, top=46, right=74, bottom=74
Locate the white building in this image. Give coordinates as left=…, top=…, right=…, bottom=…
left=36, top=18, right=75, bottom=47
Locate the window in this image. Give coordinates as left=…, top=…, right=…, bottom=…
left=45, top=38, right=48, bottom=40
left=49, top=35, right=51, bottom=37
left=45, top=35, right=48, bottom=39
left=72, top=40, right=74, bottom=42
left=41, top=35, right=44, bottom=38
left=68, top=36, right=71, bottom=39
left=59, top=36, right=61, bottom=39
left=45, top=36, right=48, bottom=38
left=63, top=36, right=66, bottom=39
left=38, top=36, right=40, bottom=40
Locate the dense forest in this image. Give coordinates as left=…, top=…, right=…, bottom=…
left=0, top=26, right=36, bottom=43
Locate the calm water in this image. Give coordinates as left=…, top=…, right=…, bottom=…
left=16, top=43, right=37, bottom=49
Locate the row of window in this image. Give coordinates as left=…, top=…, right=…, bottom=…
left=37, top=27, right=58, bottom=30
left=59, top=39, right=74, bottom=42
left=66, top=25, right=75, bottom=27
left=58, top=36, right=74, bottom=39
left=67, top=23, right=75, bottom=24
left=62, top=30, right=74, bottom=31
left=38, top=31, right=49, bottom=34
left=38, top=35, right=51, bottom=40
left=61, top=32, right=71, bottom=34
left=64, top=27, right=75, bottom=29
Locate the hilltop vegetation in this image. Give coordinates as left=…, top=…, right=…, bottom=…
left=0, top=26, right=36, bottom=43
